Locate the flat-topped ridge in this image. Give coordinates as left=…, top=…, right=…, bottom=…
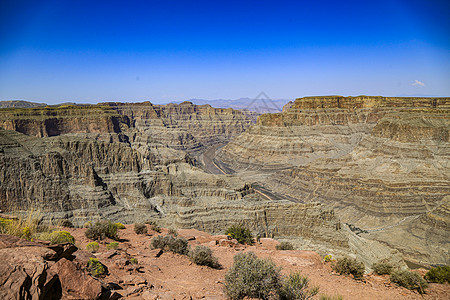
left=292, top=95, right=450, bottom=110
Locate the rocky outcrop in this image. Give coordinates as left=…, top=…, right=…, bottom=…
left=218, top=96, right=449, bottom=265
left=219, top=96, right=449, bottom=170
left=0, top=234, right=108, bottom=300
left=103, top=101, right=255, bottom=152
left=0, top=105, right=125, bottom=139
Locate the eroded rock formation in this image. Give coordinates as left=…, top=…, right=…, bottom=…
left=218, top=96, right=450, bottom=265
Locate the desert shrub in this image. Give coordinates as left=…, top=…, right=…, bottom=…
left=84, top=221, right=92, bottom=228
left=224, top=252, right=282, bottom=300
left=372, top=261, right=393, bottom=275
left=22, top=226, right=32, bottom=240
left=320, top=295, right=343, bottom=300
left=189, top=245, right=220, bottom=268
left=85, top=220, right=119, bottom=241
left=87, top=258, right=107, bottom=277
left=166, top=235, right=189, bottom=255
left=390, top=270, right=428, bottom=293
left=324, top=255, right=333, bottom=262
left=168, top=228, right=178, bottom=236
left=130, top=257, right=138, bottom=264
left=424, top=265, right=450, bottom=284
left=225, top=224, right=254, bottom=245
left=151, top=224, right=161, bottom=233
left=279, top=272, right=319, bottom=300
left=86, top=241, right=100, bottom=253
left=150, top=235, right=166, bottom=249
left=114, top=222, right=125, bottom=229
left=58, top=219, right=74, bottom=228
left=150, top=235, right=190, bottom=255
left=106, top=241, right=119, bottom=250
left=276, top=241, right=294, bottom=250
left=49, top=230, right=75, bottom=244
left=134, top=223, right=148, bottom=234
left=332, top=257, right=365, bottom=280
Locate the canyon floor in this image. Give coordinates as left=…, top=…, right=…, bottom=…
left=65, top=224, right=449, bottom=300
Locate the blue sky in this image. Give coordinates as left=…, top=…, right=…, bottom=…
left=0, top=0, right=449, bottom=104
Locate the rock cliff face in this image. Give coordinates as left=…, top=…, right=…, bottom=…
left=0, top=103, right=346, bottom=256
left=218, top=96, right=450, bottom=265
left=103, top=101, right=256, bottom=153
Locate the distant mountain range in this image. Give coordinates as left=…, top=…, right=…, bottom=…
left=179, top=98, right=292, bottom=113
left=0, top=98, right=293, bottom=113
left=0, top=100, right=47, bottom=108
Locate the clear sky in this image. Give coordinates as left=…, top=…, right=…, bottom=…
left=0, top=0, right=449, bottom=104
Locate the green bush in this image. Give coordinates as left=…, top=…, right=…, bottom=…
left=130, top=258, right=138, bottom=265
left=332, top=257, right=365, bottom=280
left=87, top=258, right=107, bottom=277
left=324, top=255, right=333, bottom=262
left=114, top=222, right=125, bottom=229
left=224, top=252, right=282, bottom=300
left=189, top=245, right=220, bottom=269
left=49, top=230, right=75, bottom=244
left=390, top=270, right=428, bottom=293
left=150, top=235, right=190, bottom=255
left=279, top=272, right=319, bottom=300
left=425, top=265, right=450, bottom=284
left=372, top=261, right=393, bottom=275
left=85, top=220, right=119, bottom=241
left=276, top=241, right=294, bottom=250
left=146, top=220, right=162, bottom=233
left=106, top=241, right=119, bottom=250
left=134, top=223, right=148, bottom=234
left=86, top=241, right=100, bottom=253
left=225, top=224, right=254, bottom=245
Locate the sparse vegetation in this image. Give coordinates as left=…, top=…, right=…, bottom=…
left=0, top=211, right=47, bottom=240
left=106, top=241, right=119, bottom=250
left=85, top=220, right=119, bottom=241
left=189, top=245, right=220, bottom=268
left=150, top=235, right=190, bottom=255
left=49, top=230, right=75, bottom=244
left=130, top=257, right=138, bottom=264
left=424, top=265, right=450, bottom=284
left=87, top=258, right=107, bottom=277
left=225, top=224, right=253, bottom=245
left=134, top=223, right=148, bottom=234
left=114, top=222, right=125, bottom=229
left=86, top=241, right=100, bottom=253
left=390, top=270, right=428, bottom=293
left=320, top=295, right=343, bottom=300
left=168, top=228, right=178, bottom=236
left=58, top=219, right=74, bottom=228
left=324, top=255, right=333, bottom=262
left=279, top=272, right=319, bottom=300
left=146, top=220, right=162, bottom=233
left=332, top=257, right=365, bottom=280
left=224, top=252, right=282, bottom=299
left=276, top=241, right=294, bottom=250
left=372, top=261, right=393, bottom=275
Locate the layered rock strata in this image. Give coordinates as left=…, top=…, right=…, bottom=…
left=218, top=96, right=449, bottom=264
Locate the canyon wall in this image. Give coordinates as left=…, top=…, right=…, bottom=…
left=218, top=96, right=450, bottom=264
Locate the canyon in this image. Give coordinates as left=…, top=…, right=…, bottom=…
left=0, top=96, right=449, bottom=269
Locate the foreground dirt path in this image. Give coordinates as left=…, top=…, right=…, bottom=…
left=66, top=225, right=449, bottom=299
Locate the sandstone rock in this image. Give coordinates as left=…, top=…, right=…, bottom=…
left=48, top=258, right=103, bottom=300
left=0, top=245, right=61, bottom=300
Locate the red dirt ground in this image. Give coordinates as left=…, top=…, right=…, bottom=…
left=64, top=225, right=449, bottom=300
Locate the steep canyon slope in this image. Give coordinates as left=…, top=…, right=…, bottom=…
left=218, top=96, right=450, bottom=265
left=0, top=102, right=350, bottom=261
